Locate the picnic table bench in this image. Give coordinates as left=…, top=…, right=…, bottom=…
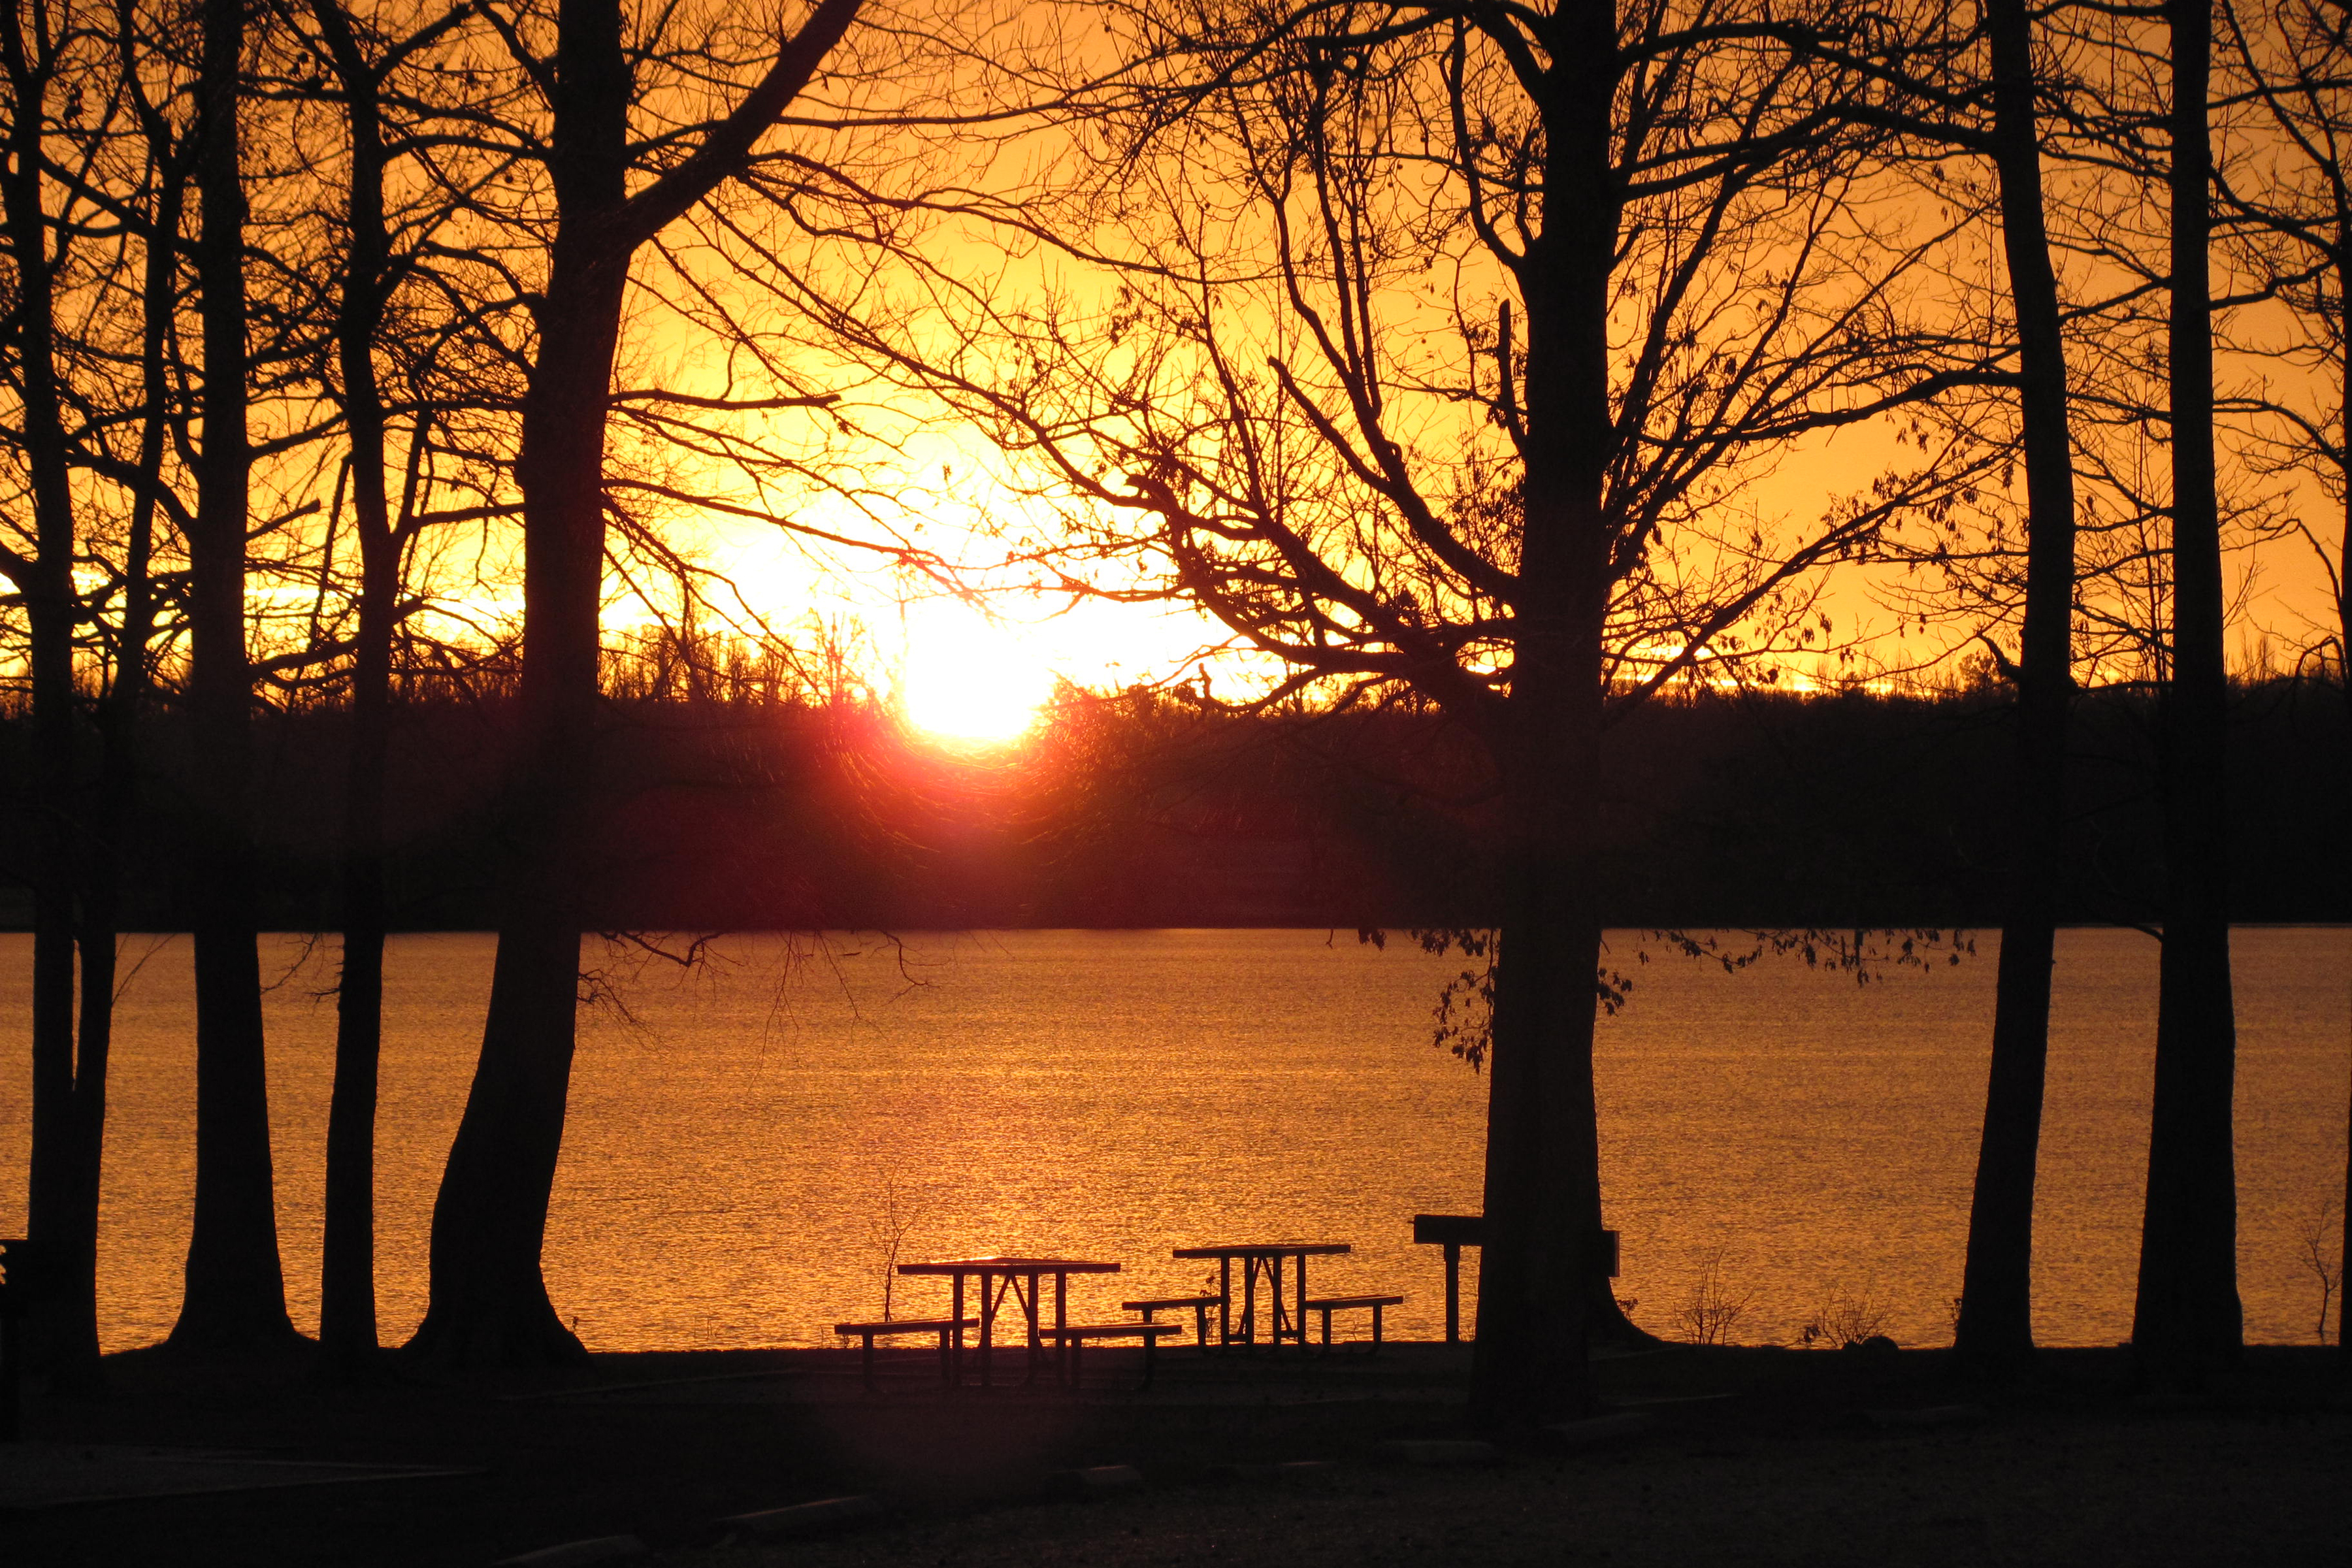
left=1036, top=1320, right=1184, bottom=1390
left=1121, top=1294, right=1222, bottom=1347
left=832, top=1316, right=977, bottom=1391
left=1303, top=1293, right=1404, bottom=1348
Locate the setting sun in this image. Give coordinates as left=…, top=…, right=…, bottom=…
left=896, top=602, right=1059, bottom=743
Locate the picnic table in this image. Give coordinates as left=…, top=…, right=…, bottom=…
left=1169, top=1242, right=1350, bottom=1348
left=896, top=1255, right=1120, bottom=1386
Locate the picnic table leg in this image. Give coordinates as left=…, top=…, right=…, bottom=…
left=1053, top=1271, right=1069, bottom=1386
left=861, top=1330, right=877, bottom=1391
left=1241, top=1257, right=1257, bottom=1346
left=1294, top=1255, right=1307, bottom=1348
left=979, top=1270, right=996, bottom=1389
left=1269, top=1255, right=1286, bottom=1346
left=1191, top=1298, right=1210, bottom=1350
left=1371, top=1301, right=1384, bottom=1350
left=951, top=1276, right=967, bottom=1388
left=1218, top=1257, right=1233, bottom=1347
left=1019, top=1273, right=1043, bottom=1387
left=1443, top=1242, right=1461, bottom=1345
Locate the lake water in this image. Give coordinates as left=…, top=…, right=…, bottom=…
left=0, top=927, right=2344, bottom=1353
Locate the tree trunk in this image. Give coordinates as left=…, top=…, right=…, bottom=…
left=2131, top=0, right=2242, bottom=1390
left=171, top=0, right=295, bottom=1354
left=3, top=0, right=100, bottom=1384
left=406, top=299, right=617, bottom=1361
left=1466, top=5, right=1616, bottom=1428
left=49, top=84, right=180, bottom=1381
left=406, top=0, right=862, bottom=1369
left=409, top=0, right=634, bottom=1367
left=1955, top=0, right=2079, bottom=1379
left=316, top=0, right=396, bottom=1368
left=320, top=424, right=394, bottom=1365
left=2336, top=260, right=2351, bottom=1380
left=64, top=731, right=127, bottom=1383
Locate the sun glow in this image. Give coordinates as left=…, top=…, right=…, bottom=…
left=896, top=602, right=1060, bottom=743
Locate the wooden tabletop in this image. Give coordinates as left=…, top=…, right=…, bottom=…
left=897, top=1256, right=1122, bottom=1274
left=1170, top=1243, right=1352, bottom=1258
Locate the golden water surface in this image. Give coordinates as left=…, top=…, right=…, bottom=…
left=0, top=926, right=2343, bottom=1352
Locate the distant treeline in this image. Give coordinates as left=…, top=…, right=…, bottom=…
left=4, top=679, right=2342, bottom=933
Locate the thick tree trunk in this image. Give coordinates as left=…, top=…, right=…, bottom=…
left=1955, top=0, right=2079, bottom=1379
left=409, top=0, right=632, bottom=1367
left=171, top=0, right=295, bottom=1354
left=2131, top=0, right=2242, bottom=1390
left=406, top=0, right=862, bottom=1369
left=406, top=301, right=615, bottom=1361
left=3, top=1, right=100, bottom=1384
left=1465, top=5, right=1617, bottom=1428
left=316, top=0, right=395, bottom=1367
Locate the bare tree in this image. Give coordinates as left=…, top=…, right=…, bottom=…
left=285, top=0, right=492, bottom=1369
left=156, top=0, right=301, bottom=1352
left=819, top=0, right=1997, bottom=1422
left=1815, top=0, right=2093, bottom=1377
left=1942, top=0, right=2086, bottom=1381
left=1, top=0, right=112, bottom=1380
left=408, top=0, right=867, bottom=1367
left=3, top=0, right=231, bottom=1377
left=2210, top=0, right=2352, bottom=1376
left=2132, top=0, right=2245, bottom=1387
left=65, top=0, right=189, bottom=1384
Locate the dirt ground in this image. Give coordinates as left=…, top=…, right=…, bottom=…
left=1, top=1343, right=2344, bottom=1568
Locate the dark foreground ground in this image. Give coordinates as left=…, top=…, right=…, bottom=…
left=1, top=1342, right=2344, bottom=1568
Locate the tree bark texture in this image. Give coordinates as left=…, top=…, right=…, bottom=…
left=1466, top=3, right=1616, bottom=1428
left=2131, top=0, right=2242, bottom=1388
left=171, top=0, right=295, bottom=1353
left=1955, top=0, right=2079, bottom=1378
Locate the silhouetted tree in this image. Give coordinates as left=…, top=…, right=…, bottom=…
left=291, top=0, right=485, bottom=1369
left=2, top=0, right=107, bottom=1380
left=2209, top=0, right=2352, bottom=1374
left=4, top=0, right=220, bottom=1378
left=1822, top=0, right=2090, bottom=1378
left=827, top=0, right=1998, bottom=1422
left=1948, top=0, right=2085, bottom=1379
left=410, top=0, right=866, bottom=1367
left=2132, top=0, right=2244, bottom=1385
left=166, top=0, right=300, bottom=1352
